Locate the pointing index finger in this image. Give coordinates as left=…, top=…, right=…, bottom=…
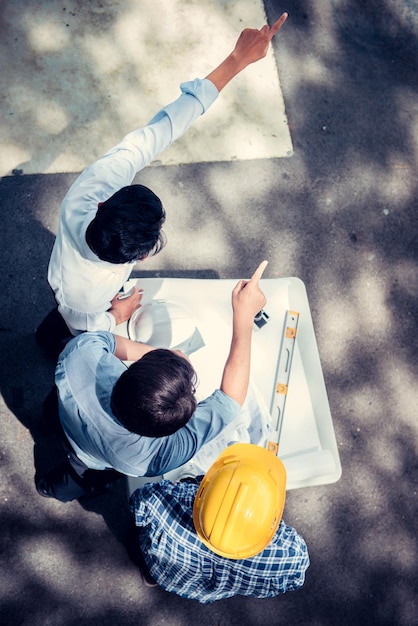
left=267, top=12, right=288, bottom=40
left=250, top=260, right=269, bottom=283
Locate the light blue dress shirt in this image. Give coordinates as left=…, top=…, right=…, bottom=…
left=55, top=331, right=240, bottom=476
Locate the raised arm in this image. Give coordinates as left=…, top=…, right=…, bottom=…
left=205, top=13, right=288, bottom=92
left=220, top=261, right=268, bottom=405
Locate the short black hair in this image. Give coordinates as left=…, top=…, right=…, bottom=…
left=87, top=184, right=166, bottom=263
left=111, top=349, right=197, bottom=437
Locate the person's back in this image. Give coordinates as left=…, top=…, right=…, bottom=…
left=55, top=331, right=239, bottom=477
left=129, top=445, right=310, bottom=603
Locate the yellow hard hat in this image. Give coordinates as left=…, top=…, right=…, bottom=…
left=193, top=443, right=286, bottom=560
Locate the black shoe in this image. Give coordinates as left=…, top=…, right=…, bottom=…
left=125, top=524, right=158, bottom=587
left=141, top=567, right=158, bottom=588
left=35, top=478, right=53, bottom=498
left=78, top=483, right=113, bottom=500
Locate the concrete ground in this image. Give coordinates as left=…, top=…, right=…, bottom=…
left=0, top=0, right=293, bottom=174
left=1, top=1, right=418, bottom=625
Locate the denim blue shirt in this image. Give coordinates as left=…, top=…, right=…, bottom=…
left=130, top=480, right=310, bottom=603
left=55, top=331, right=240, bottom=475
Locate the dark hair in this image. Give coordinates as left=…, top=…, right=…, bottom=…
left=111, top=349, right=197, bottom=437
left=87, top=184, right=166, bottom=263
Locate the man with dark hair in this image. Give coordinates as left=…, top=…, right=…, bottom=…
left=36, top=14, right=288, bottom=357
left=35, top=262, right=268, bottom=501
left=85, top=185, right=166, bottom=264
left=111, top=349, right=198, bottom=437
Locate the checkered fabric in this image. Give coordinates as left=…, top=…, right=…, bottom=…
left=129, top=479, right=309, bottom=603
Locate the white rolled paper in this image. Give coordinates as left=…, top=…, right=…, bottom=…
left=282, top=449, right=336, bottom=485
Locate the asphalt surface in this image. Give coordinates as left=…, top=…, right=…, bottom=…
left=1, top=1, right=418, bottom=625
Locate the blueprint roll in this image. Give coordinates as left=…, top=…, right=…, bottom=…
left=282, top=449, right=336, bottom=483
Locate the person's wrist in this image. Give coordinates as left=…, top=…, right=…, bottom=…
left=233, top=315, right=254, bottom=334
left=228, top=50, right=247, bottom=74
left=109, top=308, right=122, bottom=325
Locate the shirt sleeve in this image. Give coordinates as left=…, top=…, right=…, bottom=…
left=55, top=330, right=117, bottom=427
left=267, top=521, right=310, bottom=592
left=63, top=78, right=219, bottom=207
left=56, top=330, right=117, bottom=373
left=146, top=78, right=219, bottom=142
left=57, top=304, right=116, bottom=335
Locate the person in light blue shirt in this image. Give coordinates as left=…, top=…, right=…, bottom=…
left=35, top=262, right=269, bottom=501
left=54, top=331, right=239, bottom=477
left=36, top=14, right=288, bottom=358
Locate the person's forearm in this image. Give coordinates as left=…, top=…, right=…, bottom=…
left=220, top=321, right=253, bottom=406
left=205, top=51, right=248, bottom=93
left=114, top=335, right=155, bottom=361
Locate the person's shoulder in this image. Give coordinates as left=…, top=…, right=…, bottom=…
left=143, top=478, right=198, bottom=498
left=271, top=520, right=309, bottom=555
left=60, top=331, right=116, bottom=360
left=134, top=479, right=197, bottom=525
left=198, top=388, right=241, bottom=409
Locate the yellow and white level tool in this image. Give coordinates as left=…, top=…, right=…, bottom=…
left=267, top=310, right=300, bottom=455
